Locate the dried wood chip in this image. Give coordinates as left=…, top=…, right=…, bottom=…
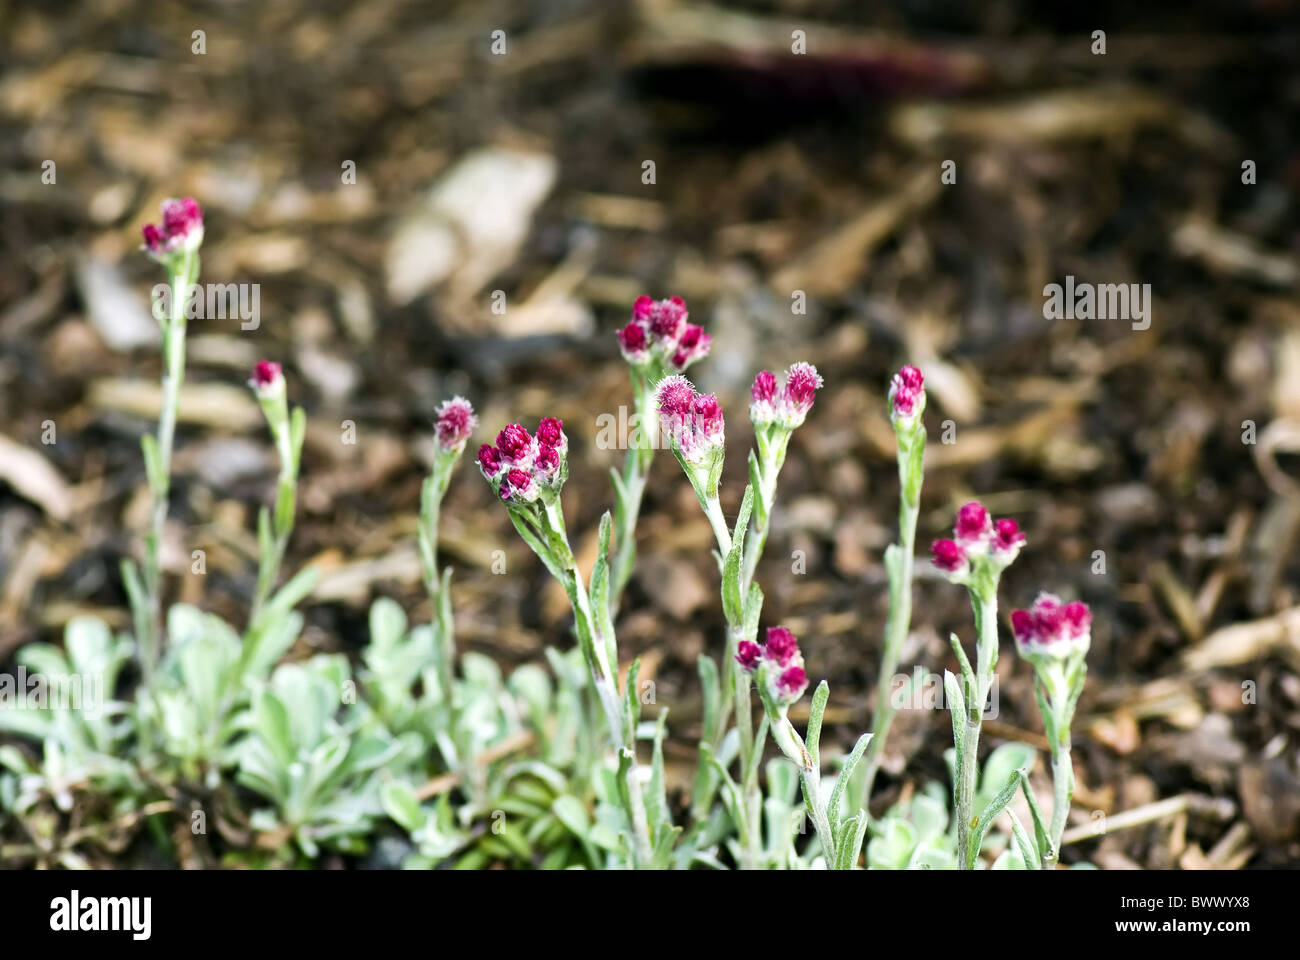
left=0, top=433, right=74, bottom=520
left=87, top=378, right=262, bottom=430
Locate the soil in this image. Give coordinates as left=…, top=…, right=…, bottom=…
left=1, top=0, right=1298, bottom=868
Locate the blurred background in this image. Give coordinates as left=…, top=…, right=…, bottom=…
left=1, top=0, right=1299, bottom=867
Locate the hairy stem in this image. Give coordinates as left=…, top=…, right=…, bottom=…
left=857, top=498, right=919, bottom=810
left=540, top=497, right=651, bottom=867
left=609, top=370, right=656, bottom=619
left=956, top=587, right=999, bottom=869
left=1047, top=697, right=1074, bottom=867
left=141, top=250, right=196, bottom=678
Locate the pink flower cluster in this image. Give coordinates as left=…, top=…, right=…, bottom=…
left=931, top=501, right=1026, bottom=577
left=750, top=362, right=823, bottom=428
left=616, top=296, right=711, bottom=372
left=1011, top=593, right=1092, bottom=658
left=142, top=197, right=204, bottom=257
left=477, top=417, right=567, bottom=503
left=889, top=364, right=925, bottom=421
left=736, top=626, right=809, bottom=705
left=435, top=396, right=477, bottom=452
left=655, top=375, right=725, bottom=463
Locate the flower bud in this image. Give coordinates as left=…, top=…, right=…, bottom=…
left=931, top=538, right=969, bottom=579
left=496, top=423, right=533, bottom=464
left=670, top=324, right=712, bottom=372
left=774, top=666, right=808, bottom=704
left=782, top=362, right=822, bottom=419
left=750, top=370, right=778, bottom=422
left=481, top=417, right=568, bottom=505
left=655, top=376, right=725, bottom=464
left=1011, top=593, right=1091, bottom=660
left=655, top=375, right=695, bottom=417
left=617, top=321, right=648, bottom=362
left=889, top=364, right=925, bottom=424
left=735, top=640, right=763, bottom=672
left=499, top=467, right=538, bottom=503
left=435, top=396, right=477, bottom=453
left=764, top=626, right=800, bottom=667
left=618, top=296, right=710, bottom=373
left=142, top=197, right=204, bottom=259
left=537, top=416, right=565, bottom=449
left=478, top=444, right=501, bottom=475
left=645, top=295, right=687, bottom=340
left=749, top=362, right=823, bottom=429
left=250, top=359, right=283, bottom=396
left=954, top=501, right=992, bottom=548
left=991, top=517, right=1026, bottom=564
left=755, top=627, right=809, bottom=706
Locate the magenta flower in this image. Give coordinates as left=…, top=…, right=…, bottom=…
left=435, top=396, right=477, bottom=452
left=250, top=359, right=282, bottom=394
left=655, top=375, right=695, bottom=417
left=142, top=197, right=204, bottom=258
left=931, top=538, right=969, bottom=575
left=617, top=321, right=648, bottom=361
left=743, top=626, right=809, bottom=705
left=735, top=640, right=763, bottom=672
left=935, top=502, right=1024, bottom=580
left=496, top=424, right=533, bottom=464
left=749, top=362, right=822, bottom=428
left=889, top=364, right=925, bottom=422
left=774, top=666, right=809, bottom=704
left=645, top=296, right=687, bottom=339
left=992, top=518, right=1026, bottom=561
left=671, top=324, right=712, bottom=370
left=783, top=362, right=822, bottom=414
left=537, top=416, right=564, bottom=448
left=617, top=295, right=711, bottom=373
left=534, top=443, right=561, bottom=483
left=764, top=626, right=800, bottom=667
left=655, top=376, right=725, bottom=464
left=954, top=501, right=992, bottom=546
left=1011, top=593, right=1091, bottom=659
left=480, top=417, right=569, bottom=504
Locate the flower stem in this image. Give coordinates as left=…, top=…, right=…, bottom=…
left=1046, top=692, right=1075, bottom=866
left=956, top=586, right=1000, bottom=869
left=771, top=713, right=835, bottom=861
left=251, top=405, right=298, bottom=623
left=608, top=369, right=656, bottom=619
left=856, top=497, right=919, bottom=811
left=539, top=496, right=652, bottom=867
left=416, top=458, right=457, bottom=696
left=702, top=494, right=732, bottom=556
left=739, top=430, right=787, bottom=592
left=141, top=250, right=196, bottom=678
